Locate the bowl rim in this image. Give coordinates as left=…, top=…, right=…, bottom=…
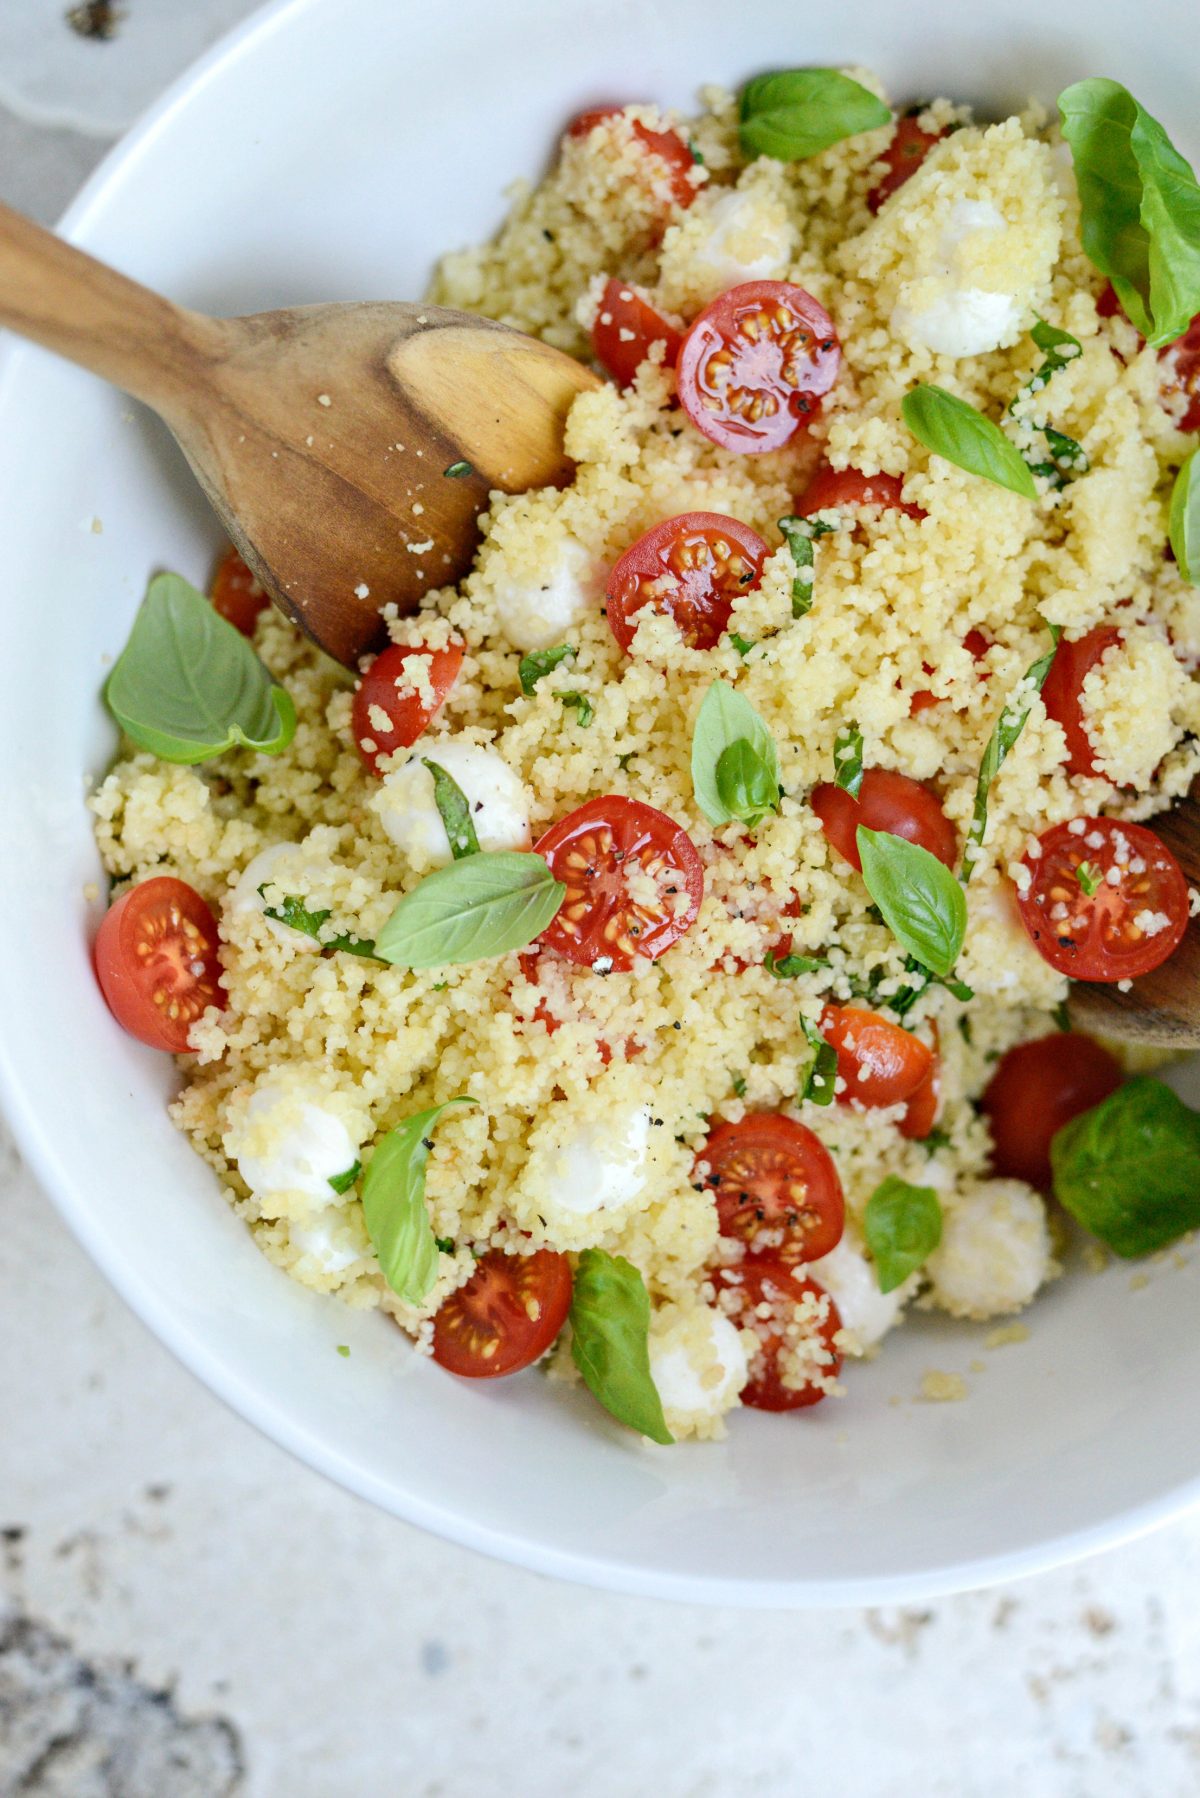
left=5, top=0, right=1200, bottom=1608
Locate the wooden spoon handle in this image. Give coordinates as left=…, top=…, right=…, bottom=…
left=0, top=201, right=224, bottom=412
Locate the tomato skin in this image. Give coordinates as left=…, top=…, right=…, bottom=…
left=867, top=116, right=948, bottom=212
left=711, top=1260, right=843, bottom=1411
left=697, top=1114, right=845, bottom=1261
left=1017, top=817, right=1189, bottom=981
left=910, top=630, right=991, bottom=715
left=676, top=281, right=841, bottom=454
left=820, top=1005, right=934, bottom=1110
left=811, top=768, right=957, bottom=873
left=1161, top=313, right=1200, bottom=433
left=983, top=1032, right=1123, bottom=1190
left=351, top=641, right=463, bottom=774
left=94, top=876, right=224, bottom=1053
left=566, top=107, right=696, bottom=208
left=211, top=546, right=268, bottom=636
left=432, top=1248, right=573, bottom=1379
left=899, top=1054, right=942, bottom=1141
left=798, top=463, right=925, bottom=522
left=1041, top=627, right=1122, bottom=779
left=606, top=512, right=768, bottom=653
left=534, top=796, right=704, bottom=970
left=592, top=278, right=683, bottom=387
left=515, top=949, right=641, bottom=1066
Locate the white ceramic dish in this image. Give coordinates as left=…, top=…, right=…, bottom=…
left=1, top=0, right=1197, bottom=1608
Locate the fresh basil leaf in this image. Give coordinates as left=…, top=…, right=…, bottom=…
left=1059, top=79, right=1200, bottom=348
left=328, top=1160, right=361, bottom=1195
left=257, top=888, right=379, bottom=959
left=714, top=738, right=779, bottom=830
left=731, top=1073, right=747, bottom=1099
left=1024, top=425, right=1090, bottom=489
left=1010, top=318, right=1083, bottom=415
left=864, top=1176, right=943, bottom=1293
left=739, top=69, right=891, bottom=163
left=558, top=691, right=594, bottom=729
left=1170, top=450, right=1199, bottom=586
left=569, top=1249, right=673, bottom=1444
left=858, top=954, right=974, bottom=1018
left=857, top=826, right=967, bottom=978
left=961, top=634, right=1059, bottom=879
left=105, top=572, right=295, bottom=763
left=691, top=679, right=780, bottom=827
left=779, top=514, right=835, bottom=618
left=727, top=632, right=757, bottom=659
left=519, top=644, right=576, bottom=695
left=434, top=1235, right=456, bottom=1255
left=1051, top=1077, right=1200, bottom=1257
left=764, top=950, right=826, bottom=978
left=361, top=1099, right=476, bottom=1304
left=375, top=852, right=565, bottom=969
left=423, top=758, right=480, bottom=860
left=833, top=721, right=864, bottom=798
left=799, top=1013, right=837, bottom=1106
left=902, top=385, right=1038, bottom=500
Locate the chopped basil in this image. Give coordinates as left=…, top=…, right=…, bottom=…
left=688, top=137, right=705, bottom=165
left=922, top=1126, right=953, bottom=1155
left=327, top=1161, right=361, bottom=1195
left=336, top=1344, right=350, bottom=1358
left=105, top=572, right=295, bottom=763
left=691, top=679, right=781, bottom=830
left=374, top=852, right=565, bottom=969
left=1170, top=450, right=1199, bottom=586
left=856, top=827, right=967, bottom=979
left=779, top=514, right=835, bottom=618
left=1023, top=425, right=1090, bottom=489
left=1010, top=318, right=1083, bottom=414
left=764, top=949, right=826, bottom=978
left=1076, top=861, right=1102, bottom=897
left=361, top=1099, right=476, bottom=1304
left=423, top=758, right=480, bottom=860
left=832, top=721, right=864, bottom=798
left=727, top=632, right=757, bottom=659
left=902, top=385, right=1038, bottom=500
left=558, top=691, right=595, bottom=728
left=799, top=1013, right=838, bottom=1106
left=864, top=1177, right=943, bottom=1293
left=569, top=1249, right=673, bottom=1444
left=519, top=644, right=576, bottom=695
left=435, top=1235, right=456, bottom=1255
left=1059, top=79, right=1200, bottom=348
left=1051, top=1078, right=1200, bottom=1256
left=731, top=1073, right=748, bottom=1098
left=961, top=633, right=1059, bottom=880
left=852, top=955, right=973, bottom=1018
left=257, top=889, right=379, bottom=959
left=739, top=69, right=891, bottom=163
left=444, top=459, right=473, bottom=477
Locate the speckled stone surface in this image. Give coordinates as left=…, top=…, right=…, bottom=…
left=5, top=77, right=1200, bottom=1798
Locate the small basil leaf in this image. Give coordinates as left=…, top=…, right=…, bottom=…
left=105, top=572, right=296, bottom=763
left=361, top=1099, right=476, bottom=1304
left=833, top=721, right=864, bottom=798
left=764, top=950, right=826, bottom=978
left=779, top=514, right=835, bottom=618
left=961, top=634, right=1059, bottom=879
left=558, top=691, right=595, bottom=728
left=714, top=738, right=779, bottom=830
left=423, top=758, right=480, bottom=859
left=856, top=826, right=967, bottom=978
left=1010, top=318, right=1083, bottom=414
left=1170, top=450, right=1199, bottom=586
left=800, top=1014, right=837, bottom=1106
left=902, top=385, right=1038, bottom=500
left=434, top=1235, right=456, bottom=1255
left=519, top=644, right=576, bottom=695
left=328, top=1161, right=361, bottom=1195
left=1051, top=1077, right=1200, bottom=1256
left=739, top=69, right=891, bottom=163
left=1059, top=79, right=1200, bottom=347
left=691, top=679, right=780, bottom=828
left=569, top=1249, right=673, bottom=1444
left=375, top=852, right=565, bottom=969
left=864, top=1176, right=943, bottom=1293
left=258, top=888, right=379, bottom=959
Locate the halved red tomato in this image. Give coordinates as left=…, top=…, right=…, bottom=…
left=211, top=546, right=268, bottom=636
left=811, top=768, right=957, bottom=872
left=1016, top=817, right=1189, bottom=981
left=711, top=1260, right=843, bottom=1410
left=1041, top=626, right=1123, bottom=778
left=899, top=1050, right=942, bottom=1141
left=534, top=796, right=704, bottom=970
left=867, top=116, right=948, bottom=212
left=432, top=1248, right=573, bottom=1379
left=606, top=512, right=768, bottom=652
left=1159, top=313, right=1200, bottom=432
left=696, top=1114, right=844, bottom=1261
left=983, top=1031, right=1123, bottom=1190
left=351, top=641, right=463, bottom=774
left=798, top=463, right=925, bottom=522
left=592, top=278, right=683, bottom=388
left=94, top=876, right=224, bottom=1053
left=566, top=107, right=697, bottom=209
left=820, top=1005, right=934, bottom=1110
left=676, top=281, right=840, bottom=454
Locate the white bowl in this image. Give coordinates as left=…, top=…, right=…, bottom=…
left=1, top=0, right=1197, bottom=1608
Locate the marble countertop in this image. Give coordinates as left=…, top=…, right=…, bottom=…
left=4, top=24, right=1200, bottom=1794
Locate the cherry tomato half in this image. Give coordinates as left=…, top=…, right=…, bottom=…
left=211, top=546, right=268, bottom=636
left=899, top=1055, right=942, bottom=1140
left=811, top=768, right=957, bottom=873
left=606, top=512, right=768, bottom=653
left=566, top=107, right=697, bottom=209
left=432, top=1248, right=573, bottom=1379
left=697, top=1114, right=844, bottom=1261
left=909, top=629, right=992, bottom=716
left=592, top=278, right=683, bottom=388
left=798, top=463, right=925, bottom=522
left=1017, top=817, right=1189, bottom=982
left=534, top=796, right=704, bottom=971
left=867, top=116, right=948, bottom=213
left=676, top=281, right=841, bottom=454
left=94, top=876, right=224, bottom=1053
left=1041, top=626, right=1122, bottom=779
left=711, top=1260, right=843, bottom=1411
left=351, top=641, right=463, bottom=775
left=982, top=1031, right=1124, bottom=1190
left=820, top=1005, right=935, bottom=1110
left=1159, top=313, right=1200, bottom=433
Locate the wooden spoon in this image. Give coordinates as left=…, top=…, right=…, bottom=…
left=0, top=200, right=599, bottom=667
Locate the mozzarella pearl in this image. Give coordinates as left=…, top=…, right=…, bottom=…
left=289, top=1210, right=364, bottom=1275
left=808, top=1236, right=912, bottom=1352
left=236, top=1078, right=358, bottom=1205
left=892, top=199, right=1023, bottom=358
left=926, top=1180, right=1050, bottom=1319
left=650, top=1305, right=748, bottom=1423
left=549, top=1105, right=653, bottom=1217
left=373, top=739, right=531, bottom=866
left=496, top=537, right=593, bottom=652
left=690, top=188, right=794, bottom=299
left=228, top=844, right=321, bottom=952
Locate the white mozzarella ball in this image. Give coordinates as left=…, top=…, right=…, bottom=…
left=892, top=199, right=1024, bottom=357
left=288, top=1210, right=364, bottom=1276
left=373, top=739, right=531, bottom=866
left=549, top=1105, right=653, bottom=1217
left=926, top=1180, right=1050, bottom=1319
left=808, top=1236, right=913, bottom=1352
left=228, top=843, right=321, bottom=952
left=690, top=188, right=794, bottom=298
left=235, top=1077, right=358, bottom=1205
left=649, top=1305, right=749, bottom=1424
left=496, top=537, right=593, bottom=652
